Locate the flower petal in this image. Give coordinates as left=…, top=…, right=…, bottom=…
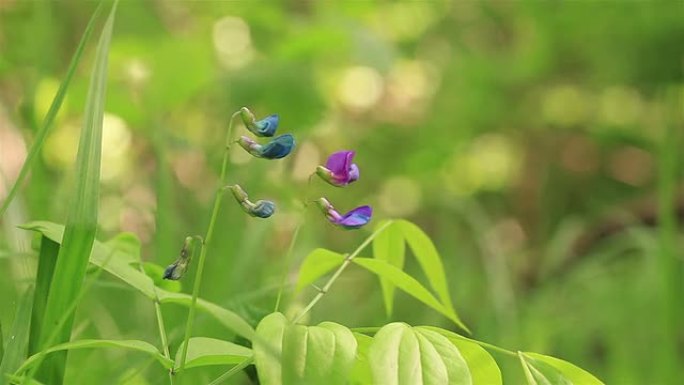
left=253, top=114, right=279, bottom=137
left=325, top=151, right=355, bottom=177
left=336, top=205, right=372, bottom=229
left=250, top=200, right=276, bottom=218
left=259, top=134, right=295, bottom=159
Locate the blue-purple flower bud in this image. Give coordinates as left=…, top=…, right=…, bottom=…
left=228, top=184, right=276, bottom=218
left=239, top=107, right=279, bottom=137
left=315, top=197, right=372, bottom=230
left=237, top=134, right=295, bottom=159
left=163, top=236, right=194, bottom=280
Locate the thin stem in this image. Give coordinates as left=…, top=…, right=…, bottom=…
left=177, top=111, right=241, bottom=380
left=273, top=173, right=316, bottom=312
left=207, top=357, right=253, bottom=385
left=293, top=221, right=392, bottom=323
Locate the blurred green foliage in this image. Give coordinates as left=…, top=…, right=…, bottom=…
left=0, top=1, right=682, bottom=384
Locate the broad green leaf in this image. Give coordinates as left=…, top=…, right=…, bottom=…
left=519, top=352, right=556, bottom=385
left=282, top=322, right=357, bottom=385
left=29, top=237, right=59, bottom=355
left=103, top=232, right=141, bottom=264
left=37, top=4, right=117, bottom=384
left=352, top=258, right=468, bottom=331
left=349, top=333, right=373, bottom=385
left=16, top=339, right=173, bottom=375
left=419, top=327, right=501, bottom=385
left=372, top=220, right=405, bottom=316
left=368, top=323, right=471, bottom=385
left=524, top=353, right=604, bottom=385
left=174, top=337, right=252, bottom=370
left=0, top=4, right=102, bottom=218
left=20, top=221, right=255, bottom=341
left=295, top=248, right=344, bottom=292
left=254, top=312, right=288, bottom=385
left=397, top=220, right=456, bottom=316
left=0, top=286, right=34, bottom=385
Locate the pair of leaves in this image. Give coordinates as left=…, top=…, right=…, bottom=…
left=254, top=316, right=498, bottom=385
left=373, top=220, right=461, bottom=327
left=253, top=312, right=357, bottom=385
left=518, top=352, right=604, bottom=385
left=296, top=247, right=468, bottom=331
left=21, top=221, right=255, bottom=341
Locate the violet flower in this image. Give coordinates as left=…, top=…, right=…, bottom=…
left=315, top=197, right=372, bottom=230
left=238, top=134, right=295, bottom=159
left=239, top=107, right=279, bottom=137
left=315, top=150, right=360, bottom=187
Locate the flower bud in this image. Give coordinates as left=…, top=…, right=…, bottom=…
left=239, top=107, right=279, bottom=137
left=163, top=236, right=194, bottom=280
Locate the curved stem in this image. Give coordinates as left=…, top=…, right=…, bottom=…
left=293, top=221, right=392, bottom=323
left=273, top=173, right=316, bottom=312
left=177, top=111, right=241, bottom=379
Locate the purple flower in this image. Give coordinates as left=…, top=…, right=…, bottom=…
left=315, top=197, right=372, bottom=230
left=315, top=150, right=360, bottom=187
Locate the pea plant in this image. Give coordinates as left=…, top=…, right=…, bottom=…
left=0, top=3, right=604, bottom=385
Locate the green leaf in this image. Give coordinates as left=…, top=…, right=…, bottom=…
left=15, top=339, right=173, bottom=375
left=372, top=220, right=406, bottom=316
left=20, top=221, right=255, bottom=341
left=29, top=237, right=59, bottom=355
left=295, top=248, right=344, bottom=292
left=397, top=220, right=457, bottom=320
left=174, top=337, right=252, bottom=370
left=282, top=322, right=357, bottom=385
left=36, top=4, right=117, bottom=384
left=0, top=286, right=34, bottom=385
left=352, top=258, right=469, bottom=331
left=524, top=353, right=605, bottom=385
left=418, top=327, right=501, bottom=385
left=368, top=323, right=472, bottom=385
left=0, top=3, right=102, bottom=218
left=518, top=352, right=551, bottom=385
left=254, top=312, right=288, bottom=385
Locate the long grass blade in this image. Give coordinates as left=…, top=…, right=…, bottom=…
left=0, top=4, right=102, bottom=218
left=28, top=237, right=60, bottom=356
left=35, top=3, right=117, bottom=384
left=0, top=286, right=34, bottom=385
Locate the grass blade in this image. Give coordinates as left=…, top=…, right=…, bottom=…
left=29, top=237, right=60, bottom=356
left=0, top=286, right=34, bottom=385
left=0, top=4, right=102, bottom=218
left=36, top=3, right=117, bottom=384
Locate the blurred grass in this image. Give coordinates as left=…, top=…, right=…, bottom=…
left=0, top=1, right=682, bottom=384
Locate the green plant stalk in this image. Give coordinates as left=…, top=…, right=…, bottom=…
left=177, top=111, right=241, bottom=378
left=0, top=3, right=102, bottom=218
left=207, top=357, right=253, bottom=385
left=294, top=221, right=392, bottom=323
left=274, top=221, right=304, bottom=312
left=655, top=91, right=681, bottom=383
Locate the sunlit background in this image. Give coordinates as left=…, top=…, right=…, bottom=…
left=1, top=1, right=682, bottom=384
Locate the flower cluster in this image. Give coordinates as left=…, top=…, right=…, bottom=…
left=164, top=107, right=295, bottom=280
left=313, top=150, right=372, bottom=230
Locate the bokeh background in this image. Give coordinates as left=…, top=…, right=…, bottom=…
left=1, top=1, right=682, bottom=384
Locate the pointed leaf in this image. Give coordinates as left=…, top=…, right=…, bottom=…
left=397, top=220, right=456, bottom=315
left=349, top=333, right=373, bottom=385
left=37, top=4, right=117, bottom=383
left=16, top=339, right=173, bottom=375
left=352, top=258, right=469, bottom=332
left=29, top=237, right=59, bottom=355
left=296, top=248, right=344, bottom=292
left=372, top=220, right=405, bottom=316
left=524, top=353, right=604, bottom=385
left=174, top=337, right=251, bottom=370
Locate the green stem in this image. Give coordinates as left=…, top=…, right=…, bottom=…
left=177, top=111, right=240, bottom=380
left=207, top=357, right=253, bottom=385
left=153, top=301, right=174, bottom=385
left=274, top=173, right=316, bottom=312
left=293, top=221, right=392, bottom=323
